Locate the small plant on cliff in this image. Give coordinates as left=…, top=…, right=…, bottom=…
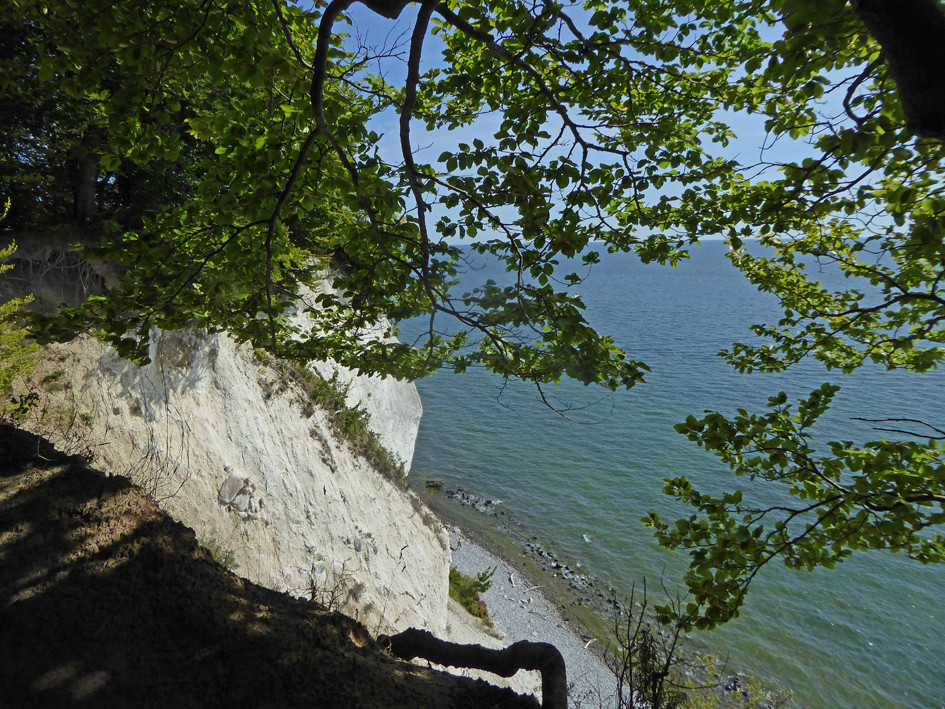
left=303, top=369, right=350, bottom=413
left=201, top=538, right=239, bottom=571
left=281, top=362, right=406, bottom=484
left=449, top=566, right=496, bottom=626
left=305, top=560, right=369, bottom=618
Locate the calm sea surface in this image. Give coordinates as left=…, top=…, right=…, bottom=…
left=400, top=241, right=945, bottom=708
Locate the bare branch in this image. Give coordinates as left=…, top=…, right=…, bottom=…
left=400, top=0, right=440, bottom=293
left=270, top=0, right=314, bottom=70
left=853, top=417, right=945, bottom=439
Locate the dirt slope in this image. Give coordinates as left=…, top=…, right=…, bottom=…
left=0, top=426, right=537, bottom=709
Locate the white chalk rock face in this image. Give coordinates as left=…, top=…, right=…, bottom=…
left=309, top=359, right=423, bottom=473
left=24, top=329, right=447, bottom=636
left=286, top=282, right=423, bottom=472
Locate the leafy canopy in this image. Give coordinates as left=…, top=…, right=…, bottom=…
left=0, top=216, right=38, bottom=401
left=3, top=0, right=944, bottom=629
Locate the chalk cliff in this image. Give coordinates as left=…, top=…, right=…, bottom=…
left=21, top=328, right=445, bottom=637
left=8, top=253, right=539, bottom=697
left=0, top=426, right=537, bottom=708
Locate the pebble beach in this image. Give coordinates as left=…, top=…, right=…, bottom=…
left=428, top=485, right=787, bottom=709
left=448, top=525, right=619, bottom=708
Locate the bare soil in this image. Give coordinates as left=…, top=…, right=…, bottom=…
left=0, top=425, right=537, bottom=709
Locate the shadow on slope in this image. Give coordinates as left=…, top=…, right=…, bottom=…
left=0, top=425, right=537, bottom=708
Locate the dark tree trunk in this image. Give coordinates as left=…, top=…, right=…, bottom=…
left=73, top=153, right=98, bottom=223
left=851, top=0, right=945, bottom=139
left=381, top=628, right=567, bottom=709
left=359, top=0, right=410, bottom=19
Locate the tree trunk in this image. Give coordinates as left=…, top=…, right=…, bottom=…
left=851, top=0, right=945, bottom=139
left=381, top=628, right=567, bottom=709
left=73, top=154, right=98, bottom=223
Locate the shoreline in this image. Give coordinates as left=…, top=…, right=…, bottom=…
left=421, top=482, right=793, bottom=709
left=424, top=484, right=625, bottom=708
left=423, top=486, right=623, bottom=633
left=447, top=524, right=618, bottom=708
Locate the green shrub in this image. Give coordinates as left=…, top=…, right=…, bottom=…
left=41, top=369, right=64, bottom=384
left=0, top=240, right=39, bottom=407
left=449, top=566, right=495, bottom=625
left=201, top=538, right=239, bottom=571
left=281, top=362, right=406, bottom=484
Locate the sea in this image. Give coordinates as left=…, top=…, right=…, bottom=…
left=398, top=240, right=945, bottom=709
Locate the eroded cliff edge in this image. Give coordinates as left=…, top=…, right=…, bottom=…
left=0, top=426, right=536, bottom=708
left=1, top=232, right=545, bottom=698
left=17, top=327, right=443, bottom=638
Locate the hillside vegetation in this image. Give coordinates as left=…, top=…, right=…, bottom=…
left=0, top=426, right=535, bottom=708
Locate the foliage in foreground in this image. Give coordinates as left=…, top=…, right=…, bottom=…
left=0, top=238, right=38, bottom=408
left=647, top=384, right=945, bottom=628
left=2, top=0, right=945, bottom=630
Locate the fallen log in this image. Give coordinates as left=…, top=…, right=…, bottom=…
left=380, top=628, right=567, bottom=709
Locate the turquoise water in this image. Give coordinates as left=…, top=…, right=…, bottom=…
left=400, top=242, right=945, bottom=708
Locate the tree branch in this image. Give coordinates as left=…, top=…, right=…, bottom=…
left=380, top=628, right=566, bottom=709
left=853, top=417, right=945, bottom=439
left=400, top=0, right=439, bottom=296
left=271, top=0, right=313, bottom=70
